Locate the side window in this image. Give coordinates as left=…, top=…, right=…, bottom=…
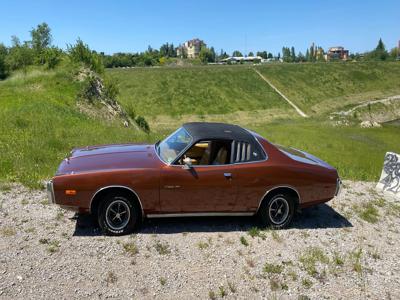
left=177, top=140, right=232, bottom=166
left=232, top=140, right=265, bottom=163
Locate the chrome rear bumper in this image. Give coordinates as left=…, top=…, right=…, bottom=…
left=46, top=180, right=55, bottom=204
left=335, top=178, right=342, bottom=196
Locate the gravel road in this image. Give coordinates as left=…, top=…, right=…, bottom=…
left=0, top=181, right=399, bottom=299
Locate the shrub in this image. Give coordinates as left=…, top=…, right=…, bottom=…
left=123, top=242, right=139, bottom=256
left=135, top=115, right=150, bottom=133
left=68, top=38, right=104, bottom=73
left=6, top=43, right=35, bottom=72
left=78, top=75, right=102, bottom=103
left=299, top=247, right=329, bottom=277
left=103, top=76, right=119, bottom=100
left=240, top=236, right=249, bottom=246
left=263, top=262, right=284, bottom=274
left=43, top=47, right=63, bottom=69
left=154, top=240, right=170, bottom=255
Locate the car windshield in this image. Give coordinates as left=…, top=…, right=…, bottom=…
left=157, top=127, right=192, bottom=163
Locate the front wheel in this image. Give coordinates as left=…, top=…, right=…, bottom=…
left=258, top=194, right=295, bottom=229
left=98, top=193, right=139, bottom=236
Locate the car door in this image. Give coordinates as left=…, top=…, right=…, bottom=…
left=229, top=140, right=270, bottom=211
left=160, top=140, right=237, bottom=213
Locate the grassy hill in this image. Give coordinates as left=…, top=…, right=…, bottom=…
left=108, top=66, right=290, bottom=117
left=256, top=62, right=400, bottom=115
left=1, top=63, right=400, bottom=188
left=109, top=62, right=400, bottom=122
left=0, top=67, right=155, bottom=188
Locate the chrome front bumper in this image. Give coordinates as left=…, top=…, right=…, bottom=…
left=335, top=178, right=342, bottom=196
left=46, top=180, right=55, bottom=204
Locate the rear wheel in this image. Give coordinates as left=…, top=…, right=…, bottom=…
left=98, top=193, right=139, bottom=236
left=259, top=193, right=295, bottom=229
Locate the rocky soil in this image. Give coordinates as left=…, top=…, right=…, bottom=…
left=0, top=181, right=399, bottom=299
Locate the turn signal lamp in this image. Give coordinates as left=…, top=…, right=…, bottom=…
left=65, top=189, right=77, bottom=196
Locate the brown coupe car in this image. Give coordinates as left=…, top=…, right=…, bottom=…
left=47, top=122, right=341, bottom=235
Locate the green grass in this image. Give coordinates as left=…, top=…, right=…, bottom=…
left=299, top=247, right=329, bottom=277
left=256, top=62, right=400, bottom=114
left=107, top=65, right=289, bottom=117
left=250, top=118, right=400, bottom=181
left=0, top=66, right=157, bottom=188
left=1, top=63, right=400, bottom=188
left=353, top=202, right=380, bottom=223
left=263, top=262, right=284, bottom=275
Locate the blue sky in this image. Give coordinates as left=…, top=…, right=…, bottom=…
left=0, top=0, right=399, bottom=55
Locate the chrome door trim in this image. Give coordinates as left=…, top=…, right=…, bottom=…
left=146, top=212, right=254, bottom=218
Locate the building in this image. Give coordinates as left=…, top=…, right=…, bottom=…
left=325, top=46, right=349, bottom=61
left=221, top=56, right=263, bottom=64
left=177, top=38, right=205, bottom=59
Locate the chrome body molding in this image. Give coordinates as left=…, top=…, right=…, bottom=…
left=255, top=185, right=301, bottom=214
left=89, top=185, right=144, bottom=217
left=146, top=212, right=255, bottom=218
left=46, top=180, right=55, bottom=204
left=335, top=178, right=342, bottom=196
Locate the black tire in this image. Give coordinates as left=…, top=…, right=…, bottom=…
left=98, top=192, right=139, bottom=236
left=258, top=193, right=295, bottom=229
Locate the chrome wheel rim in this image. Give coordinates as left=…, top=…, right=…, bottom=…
left=268, top=197, right=289, bottom=225
left=105, top=199, right=131, bottom=231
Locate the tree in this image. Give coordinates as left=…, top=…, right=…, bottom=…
left=309, top=43, right=315, bottom=62
left=218, top=49, right=229, bottom=60
left=305, top=48, right=310, bottom=61
left=389, top=47, right=399, bottom=60
left=0, top=43, right=8, bottom=79
left=30, top=23, right=52, bottom=64
left=290, top=47, right=296, bottom=62
left=43, top=47, right=63, bottom=69
left=297, top=52, right=305, bottom=62
left=232, top=50, right=243, bottom=57
left=6, top=40, right=34, bottom=72
left=209, top=47, right=216, bottom=62
left=316, top=46, right=325, bottom=61
left=267, top=53, right=273, bottom=59
left=248, top=51, right=254, bottom=57
left=373, top=38, right=388, bottom=60
left=282, top=47, right=291, bottom=62
left=199, top=46, right=213, bottom=64
left=68, top=38, right=104, bottom=73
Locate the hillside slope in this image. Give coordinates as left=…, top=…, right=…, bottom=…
left=256, top=62, right=400, bottom=115
left=107, top=66, right=290, bottom=117
left=1, top=65, right=400, bottom=188
left=0, top=67, right=154, bottom=188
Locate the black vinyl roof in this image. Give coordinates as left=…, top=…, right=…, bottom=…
left=182, top=122, right=256, bottom=143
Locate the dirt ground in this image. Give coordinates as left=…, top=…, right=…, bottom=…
left=0, top=180, right=399, bottom=299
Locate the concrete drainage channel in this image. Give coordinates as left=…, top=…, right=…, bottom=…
left=253, top=68, right=308, bottom=118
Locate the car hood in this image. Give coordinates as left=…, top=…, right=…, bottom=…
left=56, top=143, right=158, bottom=175
left=275, top=144, right=335, bottom=170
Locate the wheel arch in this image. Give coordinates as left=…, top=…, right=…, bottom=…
left=256, top=185, right=300, bottom=214
left=90, top=185, right=144, bottom=219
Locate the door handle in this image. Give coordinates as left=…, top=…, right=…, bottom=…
left=164, top=185, right=181, bottom=189
left=224, top=173, right=232, bottom=179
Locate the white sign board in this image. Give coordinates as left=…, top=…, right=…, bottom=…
left=376, top=152, right=400, bottom=200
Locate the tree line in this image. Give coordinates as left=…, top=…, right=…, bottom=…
left=1, top=23, right=399, bottom=79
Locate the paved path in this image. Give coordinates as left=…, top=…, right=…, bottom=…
left=253, top=68, right=308, bottom=117
left=333, top=95, right=400, bottom=116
